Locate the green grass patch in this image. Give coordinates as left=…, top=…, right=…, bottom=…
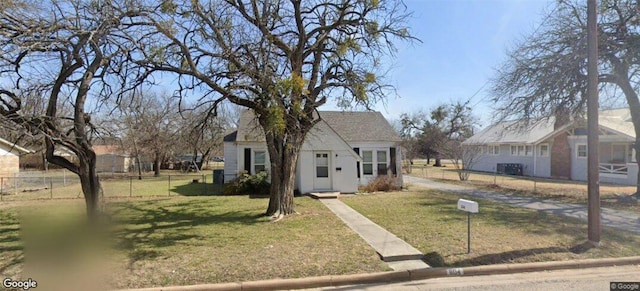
left=0, top=196, right=388, bottom=289
left=342, top=190, right=640, bottom=267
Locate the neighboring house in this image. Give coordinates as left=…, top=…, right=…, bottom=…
left=21, top=147, right=77, bottom=170
left=223, top=110, right=403, bottom=194
left=94, top=144, right=133, bottom=173
left=0, top=137, right=32, bottom=177
left=463, top=108, right=638, bottom=186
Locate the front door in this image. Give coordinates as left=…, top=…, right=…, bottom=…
left=313, top=152, right=331, bottom=190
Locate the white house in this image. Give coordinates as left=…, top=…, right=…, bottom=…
left=223, top=110, right=403, bottom=194
left=463, top=108, right=638, bottom=185
left=0, top=137, right=32, bottom=177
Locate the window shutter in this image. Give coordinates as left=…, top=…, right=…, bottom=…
left=390, top=147, right=397, bottom=175
left=353, top=148, right=360, bottom=178
left=244, top=148, right=251, bottom=172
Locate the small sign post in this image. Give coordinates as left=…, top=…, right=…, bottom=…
left=457, top=199, right=479, bottom=254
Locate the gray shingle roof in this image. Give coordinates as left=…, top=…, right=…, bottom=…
left=319, top=111, right=401, bottom=142
left=463, top=108, right=637, bottom=145
left=463, top=119, right=557, bottom=145
left=234, top=110, right=266, bottom=142
left=229, top=110, right=401, bottom=143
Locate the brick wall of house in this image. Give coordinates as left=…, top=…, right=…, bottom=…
left=550, top=133, right=571, bottom=179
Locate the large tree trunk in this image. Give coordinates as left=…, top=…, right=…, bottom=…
left=434, top=157, right=442, bottom=167
left=78, top=158, right=102, bottom=222
left=153, top=151, right=161, bottom=177
left=634, top=140, right=640, bottom=198
left=265, top=132, right=303, bottom=218
left=47, top=139, right=103, bottom=222
left=612, top=61, right=640, bottom=197
left=132, top=138, right=142, bottom=180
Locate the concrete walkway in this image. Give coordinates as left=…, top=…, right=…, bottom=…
left=405, top=175, right=640, bottom=234
left=320, top=199, right=429, bottom=271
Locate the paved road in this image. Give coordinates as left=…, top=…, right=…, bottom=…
left=303, top=265, right=640, bottom=290
left=404, top=175, right=640, bottom=234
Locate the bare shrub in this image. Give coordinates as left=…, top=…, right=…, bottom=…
left=362, top=176, right=402, bottom=193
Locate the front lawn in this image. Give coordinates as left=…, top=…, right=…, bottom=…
left=0, top=196, right=388, bottom=289
left=342, top=189, right=640, bottom=267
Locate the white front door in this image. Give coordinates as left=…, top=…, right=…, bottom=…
left=313, top=152, right=331, bottom=190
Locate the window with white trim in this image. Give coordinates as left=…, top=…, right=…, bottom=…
left=254, top=150, right=266, bottom=173
left=525, top=145, right=533, bottom=156
left=489, top=145, right=499, bottom=155
left=510, top=145, right=530, bottom=156
left=315, top=153, right=329, bottom=178
left=577, top=144, right=587, bottom=158
left=362, top=150, right=373, bottom=175
left=377, top=150, right=388, bottom=175
left=539, top=144, right=549, bottom=157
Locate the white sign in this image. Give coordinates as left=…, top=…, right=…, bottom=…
left=457, top=199, right=479, bottom=213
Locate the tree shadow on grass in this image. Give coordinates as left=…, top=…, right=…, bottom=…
left=446, top=246, right=569, bottom=267
left=171, top=181, right=223, bottom=196
left=109, top=200, right=264, bottom=268
left=0, top=212, right=23, bottom=275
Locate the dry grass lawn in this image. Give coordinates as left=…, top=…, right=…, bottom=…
left=407, top=165, right=639, bottom=212
left=342, top=189, right=640, bottom=267
left=0, top=196, right=388, bottom=289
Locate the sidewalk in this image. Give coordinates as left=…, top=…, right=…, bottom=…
left=405, top=175, right=640, bottom=234
left=320, top=199, right=429, bottom=271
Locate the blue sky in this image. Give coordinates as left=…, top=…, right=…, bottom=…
left=324, top=0, right=555, bottom=126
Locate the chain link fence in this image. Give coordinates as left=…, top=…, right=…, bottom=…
left=0, top=170, right=223, bottom=202
left=406, top=163, right=636, bottom=199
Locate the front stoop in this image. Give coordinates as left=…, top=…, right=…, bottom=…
left=308, top=192, right=341, bottom=199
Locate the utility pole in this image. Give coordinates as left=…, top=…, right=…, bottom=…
left=587, top=0, right=601, bottom=245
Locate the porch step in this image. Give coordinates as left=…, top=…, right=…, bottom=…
left=308, top=192, right=341, bottom=199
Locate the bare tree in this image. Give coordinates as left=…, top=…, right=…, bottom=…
left=126, top=0, right=415, bottom=218
left=401, top=99, right=476, bottom=170
left=491, top=0, right=640, bottom=196
left=176, top=105, right=229, bottom=171
left=0, top=1, right=140, bottom=220
left=112, top=91, right=181, bottom=177
left=442, top=142, right=482, bottom=181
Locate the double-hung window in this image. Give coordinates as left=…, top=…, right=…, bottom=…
left=577, top=144, right=587, bottom=158
left=362, top=151, right=373, bottom=175
left=254, top=151, right=266, bottom=173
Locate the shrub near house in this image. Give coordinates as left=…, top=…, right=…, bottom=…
left=223, top=171, right=270, bottom=196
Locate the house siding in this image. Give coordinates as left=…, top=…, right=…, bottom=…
left=568, top=136, right=639, bottom=185
left=225, top=121, right=359, bottom=194
left=569, top=137, right=588, bottom=182
left=348, top=141, right=402, bottom=186
left=534, top=155, right=551, bottom=177
left=625, top=164, right=639, bottom=185
left=470, top=144, right=537, bottom=176
left=96, top=154, right=130, bottom=173
left=299, top=122, right=358, bottom=193
left=223, top=141, right=237, bottom=182
left=0, top=147, right=19, bottom=178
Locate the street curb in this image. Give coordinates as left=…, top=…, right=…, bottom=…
left=118, top=256, right=640, bottom=291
